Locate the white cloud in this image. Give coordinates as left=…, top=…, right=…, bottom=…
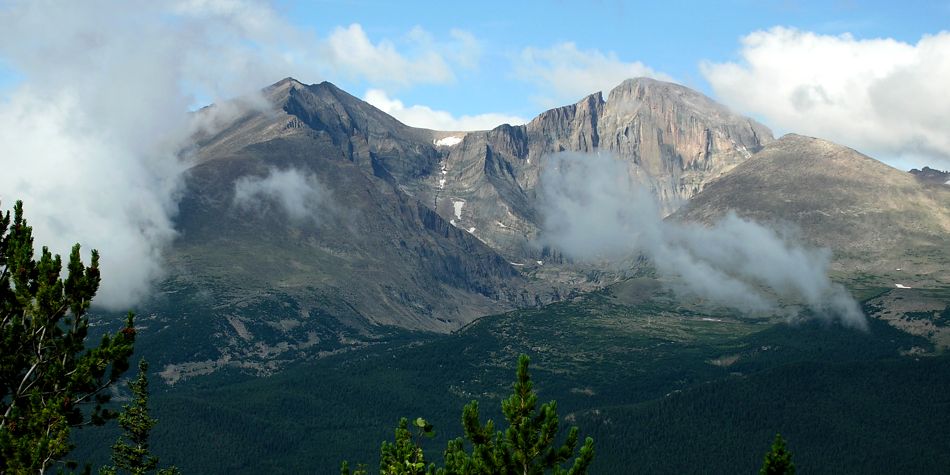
left=514, top=42, right=674, bottom=107
left=702, top=27, right=950, bottom=169
left=364, top=89, right=526, bottom=131
left=233, top=167, right=329, bottom=222
left=0, top=0, right=485, bottom=309
left=538, top=151, right=866, bottom=329
left=324, top=24, right=459, bottom=86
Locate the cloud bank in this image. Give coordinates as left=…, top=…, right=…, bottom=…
left=364, top=89, right=527, bottom=131
left=515, top=42, right=674, bottom=107
left=0, top=0, right=479, bottom=308
left=233, top=167, right=330, bottom=222
left=538, top=152, right=866, bottom=329
left=702, top=27, right=950, bottom=169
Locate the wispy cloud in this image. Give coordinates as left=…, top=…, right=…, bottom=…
left=537, top=151, right=866, bottom=329
left=514, top=42, right=674, bottom=107
left=233, top=167, right=330, bottom=222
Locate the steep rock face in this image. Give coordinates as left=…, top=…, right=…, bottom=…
left=192, top=78, right=441, bottom=182
left=153, top=80, right=547, bottom=379
left=675, top=134, right=950, bottom=276
left=410, top=77, right=773, bottom=261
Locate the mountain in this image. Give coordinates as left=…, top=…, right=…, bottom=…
left=675, top=134, right=950, bottom=281
left=152, top=79, right=536, bottom=381
left=139, top=76, right=781, bottom=382
left=401, top=77, right=773, bottom=261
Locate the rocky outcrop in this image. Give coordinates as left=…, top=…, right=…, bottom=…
left=410, top=77, right=773, bottom=261
left=910, top=166, right=950, bottom=186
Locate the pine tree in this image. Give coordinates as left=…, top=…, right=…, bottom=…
left=760, top=433, right=795, bottom=475
left=100, top=359, right=180, bottom=475
left=379, top=417, right=437, bottom=475
left=0, top=200, right=137, bottom=474
left=443, top=354, right=594, bottom=475
left=347, top=354, right=594, bottom=474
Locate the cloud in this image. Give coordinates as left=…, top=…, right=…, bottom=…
left=323, top=24, right=459, bottom=87
left=514, top=42, right=674, bottom=107
left=537, top=151, right=866, bottom=329
left=233, top=167, right=329, bottom=222
left=0, top=0, right=482, bottom=309
left=702, top=27, right=950, bottom=169
left=364, top=89, right=526, bottom=131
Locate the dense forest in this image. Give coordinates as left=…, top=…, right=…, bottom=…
left=5, top=199, right=949, bottom=474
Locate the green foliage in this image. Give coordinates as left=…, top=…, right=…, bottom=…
left=100, top=359, right=179, bottom=475
left=80, top=279, right=950, bottom=473
left=380, top=417, right=437, bottom=474
left=340, top=460, right=368, bottom=475
left=441, top=355, right=593, bottom=475
left=0, top=200, right=137, bottom=473
left=760, top=433, right=795, bottom=475
left=346, top=354, right=593, bottom=474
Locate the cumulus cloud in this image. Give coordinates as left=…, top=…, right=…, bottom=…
left=0, top=0, right=477, bottom=309
left=233, top=167, right=330, bottom=222
left=702, top=27, right=950, bottom=169
left=515, top=42, right=674, bottom=107
left=364, top=89, right=526, bottom=131
left=538, top=152, right=866, bottom=329
left=323, top=24, right=457, bottom=87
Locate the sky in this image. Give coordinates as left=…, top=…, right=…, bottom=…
left=0, top=0, right=947, bottom=308
left=1, top=1, right=949, bottom=168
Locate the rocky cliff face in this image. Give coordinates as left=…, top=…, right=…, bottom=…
left=408, top=77, right=773, bottom=261
left=675, top=134, right=950, bottom=277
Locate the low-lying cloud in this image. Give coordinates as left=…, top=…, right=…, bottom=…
left=233, top=167, right=330, bottom=223
left=538, top=151, right=866, bottom=329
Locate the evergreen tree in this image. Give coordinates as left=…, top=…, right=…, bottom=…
left=0, top=200, right=137, bottom=474
left=760, top=433, right=795, bottom=475
left=442, top=355, right=594, bottom=475
left=345, top=354, right=594, bottom=474
left=100, top=359, right=180, bottom=475
left=379, top=417, right=437, bottom=475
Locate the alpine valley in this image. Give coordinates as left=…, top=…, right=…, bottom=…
left=76, top=77, right=950, bottom=474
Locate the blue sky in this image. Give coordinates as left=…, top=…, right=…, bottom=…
left=276, top=0, right=949, bottom=122
left=1, top=0, right=949, bottom=169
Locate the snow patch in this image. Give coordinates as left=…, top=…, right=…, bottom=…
left=736, top=144, right=752, bottom=158
left=895, top=283, right=912, bottom=289
left=453, top=200, right=465, bottom=220
left=509, top=262, right=525, bottom=266
left=536, top=260, right=544, bottom=266
left=467, top=227, right=476, bottom=233
left=945, top=179, right=950, bottom=186
left=700, top=317, right=724, bottom=322
left=450, top=219, right=456, bottom=226
left=439, top=178, right=446, bottom=189
left=496, top=221, right=507, bottom=228
left=434, top=136, right=463, bottom=147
